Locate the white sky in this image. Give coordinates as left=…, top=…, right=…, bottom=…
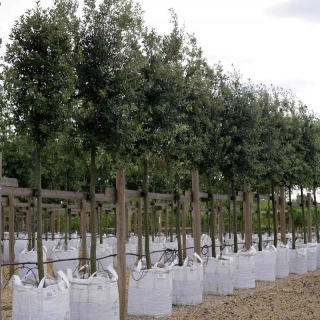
left=1, top=0, right=320, bottom=116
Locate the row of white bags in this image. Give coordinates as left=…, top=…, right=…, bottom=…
left=127, top=253, right=204, bottom=317
left=3, top=238, right=79, bottom=263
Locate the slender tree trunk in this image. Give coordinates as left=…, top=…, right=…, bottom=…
left=36, top=146, right=45, bottom=281
left=64, top=207, right=68, bottom=250
left=256, top=186, right=262, bottom=251
left=99, top=206, right=103, bottom=244
left=90, top=146, right=97, bottom=273
left=289, top=186, right=295, bottom=249
left=32, top=200, right=35, bottom=249
left=314, top=183, right=319, bottom=243
left=68, top=209, right=72, bottom=240
left=231, top=178, right=238, bottom=253
left=170, top=202, right=174, bottom=242
left=143, top=158, right=151, bottom=269
left=244, top=182, right=252, bottom=251
left=228, top=201, right=231, bottom=238
left=208, top=174, right=216, bottom=257
left=175, top=177, right=183, bottom=266
left=190, top=205, right=193, bottom=237
left=267, top=199, right=271, bottom=237
left=150, top=203, right=154, bottom=241
left=271, top=181, right=277, bottom=248
left=300, top=186, right=307, bottom=244
left=241, top=205, right=244, bottom=241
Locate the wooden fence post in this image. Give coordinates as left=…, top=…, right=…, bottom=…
left=116, top=169, right=126, bottom=320
left=307, top=193, right=312, bottom=243
left=192, top=170, right=201, bottom=256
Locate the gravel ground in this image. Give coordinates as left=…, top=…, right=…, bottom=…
left=2, top=267, right=320, bottom=319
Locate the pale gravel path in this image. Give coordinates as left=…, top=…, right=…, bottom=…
left=2, top=267, right=320, bottom=319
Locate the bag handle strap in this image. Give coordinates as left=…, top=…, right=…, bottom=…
left=13, top=275, right=22, bottom=286
left=193, top=252, right=203, bottom=264
left=38, top=277, right=46, bottom=289
left=57, top=270, right=70, bottom=288
left=107, top=265, right=118, bottom=280
left=183, top=256, right=189, bottom=267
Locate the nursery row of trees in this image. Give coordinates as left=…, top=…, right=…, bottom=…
left=1, top=0, right=320, bottom=276
left=1, top=0, right=319, bottom=196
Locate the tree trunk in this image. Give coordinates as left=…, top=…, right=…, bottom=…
left=256, top=186, right=262, bottom=251
left=314, top=184, right=319, bottom=243
left=289, top=186, right=295, bottom=249
left=228, top=201, right=231, bottom=238
left=300, top=186, right=306, bottom=244
left=64, top=207, right=68, bottom=250
left=175, top=179, right=183, bottom=266
left=90, top=146, right=97, bottom=273
left=231, top=178, right=238, bottom=253
left=143, top=158, right=151, bottom=269
left=267, top=199, right=271, bottom=237
left=271, top=181, right=277, bottom=248
left=208, top=175, right=216, bottom=258
left=36, top=146, right=45, bottom=282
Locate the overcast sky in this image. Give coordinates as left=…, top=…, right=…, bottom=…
left=1, top=0, right=320, bottom=116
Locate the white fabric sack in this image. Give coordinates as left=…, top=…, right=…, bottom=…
left=276, top=243, right=290, bottom=278
left=172, top=253, right=203, bottom=305
left=51, top=247, right=79, bottom=275
left=67, top=267, right=119, bottom=320
left=96, top=244, right=113, bottom=270
left=137, top=236, right=154, bottom=255
left=88, top=243, right=113, bottom=270
left=289, top=248, right=307, bottom=275
left=237, top=239, right=245, bottom=251
left=162, top=242, right=178, bottom=265
left=43, top=240, right=56, bottom=260
left=317, top=243, right=320, bottom=268
left=125, top=243, right=137, bottom=268
left=129, top=236, right=138, bottom=245
left=150, top=242, right=165, bottom=264
left=200, top=234, right=210, bottom=255
left=12, top=271, right=70, bottom=320
left=19, top=247, right=47, bottom=279
left=254, top=246, right=277, bottom=282
left=113, top=243, right=137, bottom=268
left=67, top=239, right=80, bottom=251
left=105, top=236, right=117, bottom=247
left=127, top=263, right=173, bottom=317
left=3, top=239, right=27, bottom=262
left=226, top=247, right=255, bottom=289
left=307, top=243, right=317, bottom=271
left=186, top=238, right=194, bottom=257
left=203, top=256, right=234, bottom=295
